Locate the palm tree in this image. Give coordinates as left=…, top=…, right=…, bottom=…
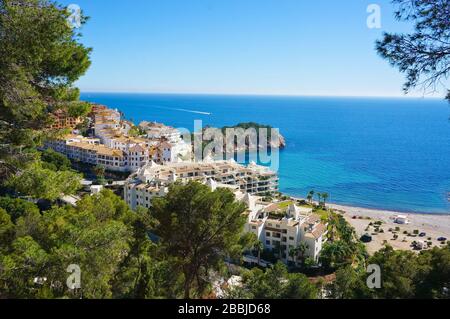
left=254, top=240, right=264, bottom=266
left=289, top=246, right=298, bottom=266
left=316, top=193, right=322, bottom=206
left=289, top=243, right=309, bottom=267
left=322, top=193, right=329, bottom=207
left=307, top=190, right=315, bottom=204
left=93, top=164, right=105, bottom=178
left=297, top=242, right=309, bottom=267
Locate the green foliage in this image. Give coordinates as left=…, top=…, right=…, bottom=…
left=6, top=162, right=82, bottom=201
left=128, top=126, right=146, bottom=137
left=320, top=241, right=354, bottom=270
left=0, top=190, right=143, bottom=299
left=376, top=0, right=449, bottom=101
left=67, top=101, right=92, bottom=118
left=329, top=266, right=373, bottom=299
left=151, top=181, right=248, bottom=299
left=0, top=208, right=14, bottom=249
left=40, top=148, right=72, bottom=171
left=0, top=196, right=40, bottom=222
left=0, top=236, right=50, bottom=297
left=230, top=262, right=318, bottom=299
left=369, top=246, right=420, bottom=298
left=320, top=213, right=367, bottom=271
left=93, top=165, right=106, bottom=178
left=0, top=0, right=92, bottom=179
left=328, top=244, right=450, bottom=299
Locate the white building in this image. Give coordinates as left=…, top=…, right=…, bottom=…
left=123, top=160, right=323, bottom=265
left=139, top=121, right=183, bottom=144
left=45, top=134, right=153, bottom=173
left=246, top=202, right=328, bottom=263
left=124, top=160, right=279, bottom=209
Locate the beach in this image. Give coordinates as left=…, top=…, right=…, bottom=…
left=329, top=203, right=450, bottom=254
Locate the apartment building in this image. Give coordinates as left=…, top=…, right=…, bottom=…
left=124, top=167, right=325, bottom=264
left=246, top=202, right=328, bottom=263
left=45, top=134, right=152, bottom=172
left=45, top=135, right=126, bottom=171
left=124, top=159, right=279, bottom=209
left=49, top=109, right=83, bottom=130
left=139, top=121, right=183, bottom=143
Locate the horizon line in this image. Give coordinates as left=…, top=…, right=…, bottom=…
left=79, top=90, right=445, bottom=100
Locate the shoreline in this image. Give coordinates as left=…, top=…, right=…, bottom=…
left=326, top=200, right=450, bottom=216
left=290, top=197, right=450, bottom=254
left=329, top=203, right=450, bottom=254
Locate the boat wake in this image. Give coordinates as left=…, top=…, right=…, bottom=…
left=173, top=108, right=212, bottom=115
left=147, top=104, right=212, bottom=115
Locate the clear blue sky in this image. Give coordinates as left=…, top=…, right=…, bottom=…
left=60, top=0, right=443, bottom=97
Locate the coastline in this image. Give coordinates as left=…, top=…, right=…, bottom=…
left=330, top=203, right=450, bottom=254
left=290, top=197, right=450, bottom=254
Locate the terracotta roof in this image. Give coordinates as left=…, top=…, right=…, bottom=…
left=306, top=214, right=321, bottom=224
left=263, top=203, right=281, bottom=213
left=307, top=223, right=327, bottom=239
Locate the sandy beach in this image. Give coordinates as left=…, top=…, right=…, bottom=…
left=329, top=203, right=450, bottom=254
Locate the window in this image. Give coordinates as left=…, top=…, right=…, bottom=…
left=252, top=226, right=256, bottom=230
left=289, top=237, right=294, bottom=241
left=266, top=241, right=270, bottom=245
left=266, top=232, right=271, bottom=237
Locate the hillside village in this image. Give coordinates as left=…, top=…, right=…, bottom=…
left=43, top=104, right=328, bottom=267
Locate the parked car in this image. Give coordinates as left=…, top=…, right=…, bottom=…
left=419, top=233, right=426, bottom=237
left=437, top=237, right=447, bottom=242
left=361, top=233, right=373, bottom=243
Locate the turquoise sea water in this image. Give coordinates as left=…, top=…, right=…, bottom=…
left=80, top=93, right=450, bottom=214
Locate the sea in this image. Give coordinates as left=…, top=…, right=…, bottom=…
left=80, top=93, right=450, bottom=215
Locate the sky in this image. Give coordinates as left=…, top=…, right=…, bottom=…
left=59, top=0, right=445, bottom=98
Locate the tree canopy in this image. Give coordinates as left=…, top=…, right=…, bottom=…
left=328, top=244, right=450, bottom=299
left=0, top=190, right=140, bottom=298
left=0, top=0, right=91, bottom=179
left=40, top=148, right=72, bottom=172
left=376, top=0, right=450, bottom=100
left=151, top=181, right=249, bottom=299
left=229, top=262, right=319, bottom=299
left=5, top=162, right=82, bottom=201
